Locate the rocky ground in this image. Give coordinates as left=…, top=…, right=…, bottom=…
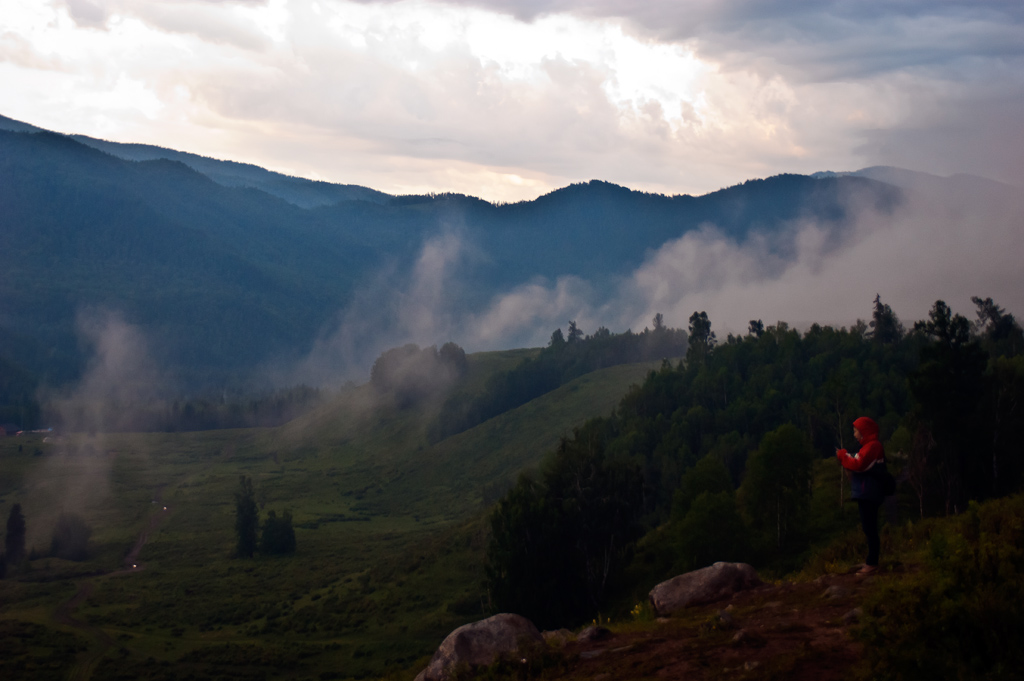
left=537, top=569, right=886, bottom=681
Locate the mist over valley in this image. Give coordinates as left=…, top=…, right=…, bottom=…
left=4, top=113, right=1019, bottom=413
left=2, top=111, right=1023, bottom=681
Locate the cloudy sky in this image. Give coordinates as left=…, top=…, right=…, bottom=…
left=3, top=0, right=1023, bottom=202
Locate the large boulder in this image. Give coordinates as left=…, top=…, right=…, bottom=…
left=414, top=613, right=543, bottom=681
left=649, top=562, right=762, bottom=616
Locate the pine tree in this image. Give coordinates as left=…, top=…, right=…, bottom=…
left=234, top=476, right=259, bottom=558
left=869, top=294, right=903, bottom=345
left=5, top=503, right=26, bottom=563
left=567, top=320, right=583, bottom=343
left=687, top=311, right=716, bottom=365
left=260, top=510, right=296, bottom=555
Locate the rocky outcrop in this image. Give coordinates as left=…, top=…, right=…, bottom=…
left=414, top=613, right=543, bottom=681
left=649, top=562, right=762, bottom=616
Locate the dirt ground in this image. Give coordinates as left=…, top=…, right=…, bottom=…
left=550, top=570, right=883, bottom=681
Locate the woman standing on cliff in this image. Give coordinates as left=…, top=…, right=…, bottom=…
left=836, top=417, right=888, bottom=575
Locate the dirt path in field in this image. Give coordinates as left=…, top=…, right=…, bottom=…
left=550, top=568, right=892, bottom=681
left=54, top=488, right=172, bottom=681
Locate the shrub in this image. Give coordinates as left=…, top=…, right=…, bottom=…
left=857, top=495, right=1024, bottom=680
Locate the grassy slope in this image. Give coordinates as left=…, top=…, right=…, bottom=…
left=0, top=354, right=664, bottom=681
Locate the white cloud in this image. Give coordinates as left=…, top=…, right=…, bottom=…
left=467, top=275, right=593, bottom=347
left=619, top=177, right=1024, bottom=336
left=2, top=1, right=1022, bottom=199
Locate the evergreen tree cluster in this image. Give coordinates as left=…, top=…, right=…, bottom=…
left=486, top=426, right=645, bottom=629
left=160, top=386, right=327, bottom=432
left=234, top=476, right=296, bottom=558
left=2, top=505, right=98, bottom=570
left=2, top=503, right=27, bottom=576
left=486, top=296, right=1024, bottom=628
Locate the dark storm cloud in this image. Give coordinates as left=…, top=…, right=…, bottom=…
left=347, top=0, right=1024, bottom=78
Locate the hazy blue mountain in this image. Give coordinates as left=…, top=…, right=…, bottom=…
left=0, top=114, right=389, bottom=209
left=0, top=114, right=904, bottom=394
left=67, top=135, right=391, bottom=209
left=811, top=166, right=1016, bottom=195
left=0, top=114, right=45, bottom=133
left=1, top=129, right=382, bottom=387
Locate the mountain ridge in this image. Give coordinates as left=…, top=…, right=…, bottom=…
left=1, top=112, right=905, bottom=397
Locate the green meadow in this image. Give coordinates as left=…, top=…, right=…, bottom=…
left=0, top=353, right=664, bottom=681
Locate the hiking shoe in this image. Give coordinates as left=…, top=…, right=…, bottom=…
left=857, top=565, right=878, bottom=575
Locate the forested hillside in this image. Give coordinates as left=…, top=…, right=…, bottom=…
left=486, top=296, right=1024, bottom=631
left=429, top=319, right=687, bottom=441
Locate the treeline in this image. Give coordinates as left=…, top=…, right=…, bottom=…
left=234, top=476, right=296, bottom=558
left=46, top=385, right=328, bottom=433
left=429, top=318, right=687, bottom=442
left=160, top=385, right=328, bottom=432
left=486, top=296, right=1024, bottom=628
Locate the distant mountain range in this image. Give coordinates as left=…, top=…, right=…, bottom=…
left=1, top=112, right=998, bottom=395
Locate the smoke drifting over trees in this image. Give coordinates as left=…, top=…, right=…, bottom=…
left=369, top=342, right=468, bottom=408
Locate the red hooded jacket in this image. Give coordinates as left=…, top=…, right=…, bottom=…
left=837, top=416, right=885, bottom=472
left=837, top=417, right=887, bottom=501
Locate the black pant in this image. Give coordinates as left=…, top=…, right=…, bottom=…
left=857, top=499, right=882, bottom=567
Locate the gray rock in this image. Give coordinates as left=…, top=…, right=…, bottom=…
left=413, top=613, right=543, bottom=681
left=649, top=562, right=763, bottom=616
left=577, top=625, right=612, bottom=642
left=843, top=607, right=863, bottom=624
left=822, top=585, right=849, bottom=600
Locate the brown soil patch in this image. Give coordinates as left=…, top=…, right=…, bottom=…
left=552, top=570, right=885, bottom=681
